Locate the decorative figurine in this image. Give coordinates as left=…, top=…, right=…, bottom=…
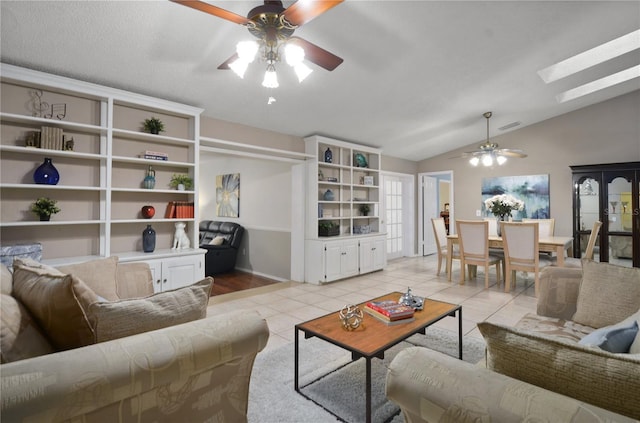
left=399, top=287, right=424, bottom=310
left=339, top=304, right=364, bottom=331
left=172, top=222, right=190, bottom=250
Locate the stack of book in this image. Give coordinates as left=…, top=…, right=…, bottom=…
left=164, top=201, right=194, bottom=218
left=140, top=150, right=168, bottom=161
left=364, top=300, right=415, bottom=325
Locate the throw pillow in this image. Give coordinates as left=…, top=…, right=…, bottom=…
left=1, top=293, right=55, bottom=363
left=86, top=277, right=213, bottom=343
left=572, top=260, right=640, bottom=329
left=478, top=321, right=640, bottom=419
left=208, top=236, right=225, bottom=246
left=12, top=263, right=98, bottom=350
left=1, top=264, right=12, bottom=295
left=579, top=320, right=639, bottom=353
left=57, top=256, right=119, bottom=301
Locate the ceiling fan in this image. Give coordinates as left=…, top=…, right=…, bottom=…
left=171, top=0, right=344, bottom=86
left=461, top=112, right=527, bottom=166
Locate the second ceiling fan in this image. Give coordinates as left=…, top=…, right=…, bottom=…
left=171, top=0, right=344, bottom=87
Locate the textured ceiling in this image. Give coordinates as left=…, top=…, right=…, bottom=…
left=1, top=1, right=639, bottom=161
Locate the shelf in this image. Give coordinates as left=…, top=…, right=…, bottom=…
left=111, top=155, right=195, bottom=168
left=0, top=145, right=106, bottom=161
left=0, top=220, right=104, bottom=227
left=111, top=218, right=195, bottom=224
left=0, top=112, right=106, bottom=134
left=0, top=183, right=104, bottom=191
left=112, top=128, right=195, bottom=146
left=111, top=188, right=194, bottom=194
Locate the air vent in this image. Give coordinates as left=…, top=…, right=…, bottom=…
left=498, top=121, right=521, bottom=131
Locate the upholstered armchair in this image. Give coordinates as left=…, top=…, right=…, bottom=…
left=199, top=220, right=245, bottom=275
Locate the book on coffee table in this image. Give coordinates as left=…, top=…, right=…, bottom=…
left=363, top=306, right=415, bottom=325
left=364, top=300, right=414, bottom=321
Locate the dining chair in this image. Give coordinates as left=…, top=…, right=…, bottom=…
left=561, top=220, right=602, bottom=268
left=431, top=217, right=460, bottom=277
left=522, top=218, right=555, bottom=237
left=501, top=221, right=541, bottom=295
left=456, top=220, right=503, bottom=289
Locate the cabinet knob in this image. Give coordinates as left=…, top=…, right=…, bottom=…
left=155, top=279, right=161, bottom=285
left=163, top=278, right=167, bottom=284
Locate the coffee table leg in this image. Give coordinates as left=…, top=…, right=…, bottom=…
left=294, top=328, right=299, bottom=392
left=458, top=308, right=463, bottom=360
left=366, top=357, right=372, bottom=423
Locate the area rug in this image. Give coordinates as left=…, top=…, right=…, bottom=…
left=248, top=327, right=486, bottom=423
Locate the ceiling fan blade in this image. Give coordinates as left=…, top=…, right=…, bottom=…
left=282, top=0, right=343, bottom=26
left=170, top=0, right=251, bottom=25
left=289, top=36, right=343, bottom=71
left=497, top=149, right=528, bottom=158
left=217, top=53, right=239, bottom=70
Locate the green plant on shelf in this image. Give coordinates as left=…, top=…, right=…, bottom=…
left=31, top=197, right=60, bottom=221
left=319, top=221, right=339, bottom=230
left=142, top=117, right=165, bottom=135
left=359, top=204, right=370, bottom=216
left=169, top=173, right=194, bottom=190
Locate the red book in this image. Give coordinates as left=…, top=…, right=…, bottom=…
left=364, top=300, right=414, bottom=320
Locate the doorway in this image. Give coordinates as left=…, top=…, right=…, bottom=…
left=418, top=171, right=454, bottom=256
left=381, top=172, right=415, bottom=260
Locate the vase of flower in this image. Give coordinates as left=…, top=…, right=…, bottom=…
left=484, top=194, right=525, bottom=236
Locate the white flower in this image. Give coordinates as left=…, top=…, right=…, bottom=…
left=484, top=194, right=524, bottom=217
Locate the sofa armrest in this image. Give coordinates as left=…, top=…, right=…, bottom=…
left=537, top=266, right=583, bottom=319
left=386, top=347, right=635, bottom=423
left=1, top=310, right=269, bottom=422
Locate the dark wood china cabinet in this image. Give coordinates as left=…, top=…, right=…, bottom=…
left=571, top=162, right=640, bottom=268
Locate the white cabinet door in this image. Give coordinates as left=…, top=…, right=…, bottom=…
left=141, top=253, right=204, bottom=293
left=341, top=240, right=359, bottom=278
left=324, top=242, right=344, bottom=282
left=359, top=236, right=387, bottom=274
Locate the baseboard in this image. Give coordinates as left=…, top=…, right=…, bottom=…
left=234, top=266, right=289, bottom=283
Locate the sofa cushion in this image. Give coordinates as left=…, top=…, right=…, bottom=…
left=1, top=264, right=12, bottom=295
left=12, top=261, right=98, bottom=350
left=478, top=321, right=640, bottom=419
left=57, top=256, right=119, bottom=301
left=515, top=312, right=594, bottom=343
left=1, top=293, right=55, bottom=363
left=86, top=277, right=213, bottom=343
left=208, top=236, right=225, bottom=246
left=572, top=260, right=640, bottom=329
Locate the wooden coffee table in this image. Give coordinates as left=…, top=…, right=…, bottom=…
left=294, top=292, right=462, bottom=423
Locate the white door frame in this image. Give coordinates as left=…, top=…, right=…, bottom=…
left=418, top=170, right=454, bottom=256
left=380, top=171, right=416, bottom=259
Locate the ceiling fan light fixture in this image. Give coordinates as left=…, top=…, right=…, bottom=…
left=236, top=40, right=259, bottom=62
left=229, top=58, right=249, bottom=78
left=481, top=154, right=494, bottom=167
left=262, top=64, right=279, bottom=88
left=294, top=62, right=313, bottom=82
left=496, top=155, right=507, bottom=165
left=469, top=157, right=480, bottom=166
left=285, top=43, right=305, bottom=66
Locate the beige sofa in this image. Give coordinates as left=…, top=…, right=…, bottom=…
left=1, top=257, right=269, bottom=422
left=387, top=261, right=640, bottom=422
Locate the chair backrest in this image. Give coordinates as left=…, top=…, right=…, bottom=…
left=584, top=220, right=603, bottom=260
left=483, top=218, right=498, bottom=236
left=502, top=222, right=539, bottom=263
left=431, top=218, right=447, bottom=252
left=456, top=220, right=489, bottom=259
left=522, top=218, right=555, bottom=238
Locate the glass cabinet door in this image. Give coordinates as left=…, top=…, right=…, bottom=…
left=575, top=176, right=601, bottom=259
left=605, top=173, right=634, bottom=267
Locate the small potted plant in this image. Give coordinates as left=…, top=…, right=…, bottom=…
left=142, top=117, right=165, bottom=135
left=170, top=173, right=194, bottom=191
left=359, top=204, right=371, bottom=216
left=319, top=221, right=340, bottom=237
left=31, top=197, right=61, bottom=221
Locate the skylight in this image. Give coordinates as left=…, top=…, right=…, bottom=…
left=538, top=29, right=640, bottom=83
left=556, top=65, right=640, bottom=103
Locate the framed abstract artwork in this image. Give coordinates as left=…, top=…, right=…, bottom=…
left=216, top=173, right=240, bottom=218
left=481, top=174, right=550, bottom=219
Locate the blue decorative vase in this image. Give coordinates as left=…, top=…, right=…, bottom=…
left=324, top=147, right=332, bottom=163
left=142, top=225, right=156, bottom=253
left=323, top=189, right=335, bottom=201
left=142, top=166, right=155, bottom=189
left=33, top=157, right=59, bottom=185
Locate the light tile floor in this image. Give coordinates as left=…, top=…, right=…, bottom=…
left=207, top=254, right=538, bottom=353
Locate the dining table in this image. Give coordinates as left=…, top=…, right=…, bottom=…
left=445, top=234, right=574, bottom=281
